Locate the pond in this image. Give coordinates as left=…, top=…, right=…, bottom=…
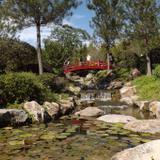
left=0, top=90, right=158, bottom=160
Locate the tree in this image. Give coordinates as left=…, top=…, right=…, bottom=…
left=87, top=0, right=125, bottom=56
left=0, top=39, right=37, bottom=72
left=125, top=0, right=160, bottom=75
left=0, top=1, right=17, bottom=38
left=4, top=0, right=81, bottom=74
left=43, top=25, right=90, bottom=74
left=49, top=25, right=90, bottom=61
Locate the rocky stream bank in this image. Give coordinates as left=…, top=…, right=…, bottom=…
left=1, top=72, right=160, bottom=160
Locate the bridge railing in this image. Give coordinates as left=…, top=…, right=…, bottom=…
left=63, top=60, right=112, bottom=73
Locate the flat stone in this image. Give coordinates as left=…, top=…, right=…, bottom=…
left=75, top=107, right=104, bottom=117
left=97, top=114, right=136, bottom=123
left=111, top=140, right=160, bottom=160
left=124, top=119, right=160, bottom=134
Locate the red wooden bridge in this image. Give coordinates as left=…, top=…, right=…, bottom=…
left=63, top=60, right=112, bottom=74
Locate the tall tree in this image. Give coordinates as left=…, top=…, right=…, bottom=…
left=49, top=24, right=90, bottom=62
left=125, top=0, right=160, bottom=76
left=4, top=0, right=81, bottom=74
left=43, top=25, right=90, bottom=74
left=87, top=0, right=125, bottom=57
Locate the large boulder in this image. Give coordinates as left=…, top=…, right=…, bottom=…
left=59, top=99, right=75, bottom=115
left=120, top=86, right=136, bottom=98
left=134, top=100, right=150, bottom=111
left=0, top=109, right=28, bottom=126
left=66, top=84, right=81, bottom=95
left=124, top=119, right=160, bottom=134
left=43, top=102, right=60, bottom=120
left=75, top=107, right=104, bottom=117
left=23, top=101, right=45, bottom=122
left=149, top=101, right=160, bottom=118
left=97, top=114, right=136, bottom=124
left=111, top=140, right=160, bottom=160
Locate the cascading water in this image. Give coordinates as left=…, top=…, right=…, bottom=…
left=80, top=90, right=112, bottom=101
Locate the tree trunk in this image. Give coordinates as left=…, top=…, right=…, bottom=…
left=146, top=53, right=152, bottom=76
left=36, top=23, right=43, bottom=75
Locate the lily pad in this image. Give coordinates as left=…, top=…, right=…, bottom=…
left=9, top=140, right=24, bottom=146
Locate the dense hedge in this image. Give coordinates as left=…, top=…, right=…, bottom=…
left=153, top=65, right=160, bottom=79
left=0, top=72, right=56, bottom=107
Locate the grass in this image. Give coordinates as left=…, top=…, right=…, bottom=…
left=132, top=76, right=160, bottom=101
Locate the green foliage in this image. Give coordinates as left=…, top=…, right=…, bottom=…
left=153, top=65, right=160, bottom=79
left=115, top=68, right=131, bottom=81
left=43, top=25, right=90, bottom=74
left=0, top=72, right=56, bottom=107
left=0, top=39, right=37, bottom=73
left=125, top=0, right=160, bottom=75
left=38, top=73, right=56, bottom=91
left=4, top=0, right=81, bottom=74
left=133, top=76, right=160, bottom=100
left=88, top=0, right=125, bottom=51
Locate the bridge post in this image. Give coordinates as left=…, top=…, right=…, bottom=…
left=107, top=53, right=110, bottom=70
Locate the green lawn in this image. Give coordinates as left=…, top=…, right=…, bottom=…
left=132, top=76, right=160, bottom=101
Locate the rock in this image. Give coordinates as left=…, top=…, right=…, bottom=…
left=120, top=86, right=136, bottom=98
left=97, top=114, right=136, bottom=124
left=124, top=119, right=160, bottom=134
left=0, top=109, right=28, bottom=126
left=131, top=68, right=141, bottom=78
left=85, top=73, right=94, bottom=81
left=149, top=101, right=160, bottom=118
left=23, top=101, right=45, bottom=122
left=75, top=107, right=104, bottom=117
left=66, top=84, right=81, bottom=95
left=111, top=140, right=160, bottom=160
left=108, top=81, right=123, bottom=90
left=134, top=100, right=150, bottom=111
left=43, top=102, right=60, bottom=119
left=59, top=99, right=75, bottom=115
left=120, top=97, right=133, bottom=105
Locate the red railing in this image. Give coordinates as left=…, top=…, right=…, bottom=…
left=63, top=60, right=112, bottom=73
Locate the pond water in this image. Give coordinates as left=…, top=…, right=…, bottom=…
left=0, top=90, right=159, bottom=160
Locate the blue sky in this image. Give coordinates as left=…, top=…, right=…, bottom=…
left=19, top=1, right=94, bottom=47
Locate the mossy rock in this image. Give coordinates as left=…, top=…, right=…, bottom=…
left=56, top=135, right=67, bottom=140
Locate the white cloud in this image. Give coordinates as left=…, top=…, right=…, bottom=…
left=18, top=26, right=52, bottom=47
left=62, top=19, right=74, bottom=26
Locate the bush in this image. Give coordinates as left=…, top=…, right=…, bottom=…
left=0, top=72, right=52, bottom=107
left=115, top=68, right=131, bottom=81
left=38, top=73, right=56, bottom=91
left=153, top=65, right=160, bottom=79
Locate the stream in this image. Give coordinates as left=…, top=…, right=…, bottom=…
left=0, top=90, right=159, bottom=160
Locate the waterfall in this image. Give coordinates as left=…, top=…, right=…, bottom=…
left=80, top=90, right=112, bottom=101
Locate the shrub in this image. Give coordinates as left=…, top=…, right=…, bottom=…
left=153, top=65, right=160, bottom=79
left=0, top=72, right=49, bottom=106
left=38, top=73, right=56, bottom=91
left=115, top=68, right=131, bottom=81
